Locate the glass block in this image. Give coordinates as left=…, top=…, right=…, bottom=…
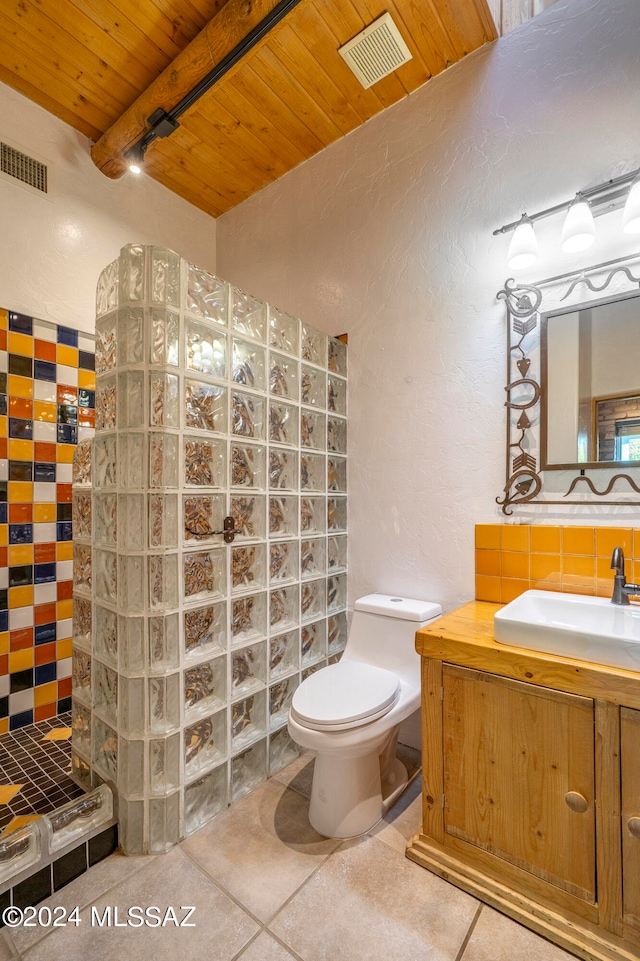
left=327, top=534, right=347, bottom=572
left=269, top=400, right=298, bottom=446
left=93, top=661, right=117, bottom=723
left=327, top=416, right=347, bottom=454
left=328, top=337, right=347, bottom=376
left=71, top=700, right=91, bottom=756
left=328, top=375, right=347, bottom=416
left=230, top=495, right=266, bottom=540
left=185, top=379, right=226, bottom=433
left=328, top=496, right=347, bottom=533
left=301, top=453, right=325, bottom=492
left=72, top=492, right=92, bottom=540
left=119, top=243, right=145, bottom=302
left=328, top=653, right=343, bottom=666
left=301, top=537, right=326, bottom=579
left=72, top=439, right=93, bottom=486
left=73, top=543, right=92, bottom=594
left=149, top=308, right=180, bottom=366
left=302, top=661, right=325, bottom=682
left=148, top=553, right=179, bottom=610
left=327, top=455, right=347, bottom=493
left=302, top=622, right=327, bottom=665
left=183, top=763, right=228, bottom=836
left=96, top=376, right=117, bottom=431
left=269, top=306, right=299, bottom=355
left=270, top=630, right=299, bottom=681
left=231, top=441, right=266, bottom=490
left=232, top=543, right=267, bottom=593
left=269, top=495, right=298, bottom=537
left=232, top=593, right=267, bottom=645
left=184, top=435, right=226, bottom=487
left=327, top=573, right=347, bottom=613
left=151, top=247, right=181, bottom=308
left=149, top=614, right=180, bottom=673
left=116, top=616, right=144, bottom=673
left=0, top=823, right=40, bottom=885
left=95, top=315, right=117, bottom=376
left=187, top=265, right=228, bottom=326
left=232, top=642, right=267, bottom=698
left=71, top=750, right=92, bottom=790
left=231, top=737, right=267, bottom=802
left=93, top=493, right=116, bottom=547
left=73, top=597, right=92, bottom=648
left=118, top=494, right=144, bottom=551
left=186, top=319, right=226, bottom=379
left=270, top=585, right=299, bottom=633
left=183, top=549, right=226, bottom=601
left=93, top=717, right=118, bottom=781
left=149, top=433, right=179, bottom=488
left=269, top=675, right=298, bottom=730
left=300, top=495, right=326, bottom=535
left=96, top=259, right=118, bottom=320
left=301, top=364, right=326, bottom=408
left=232, top=287, right=266, bottom=342
left=117, top=433, right=144, bottom=489
left=269, top=449, right=298, bottom=491
left=150, top=733, right=181, bottom=794
left=184, top=711, right=226, bottom=780
left=119, top=737, right=144, bottom=796
left=269, top=727, right=300, bottom=776
left=119, top=798, right=144, bottom=855
left=269, top=351, right=298, bottom=401
left=232, top=337, right=266, bottom=391
left=301, top=579, right=326, bottom=623
left=150, top=373, right=179, bottom=428
left=117, top=307, right=144, bottom=366
left=232, top=390, right=265, bottom=440
left=183, top=494, right=225, bottom=545
left=328, top=611, right=348, bottom=654
left=301, top=323, right=327, bottom=367
left=270, top=541, right=298, bottom=585
left=120, top=676, right=145, bottom=736
left=184, top=655, right=226, bottom=719
left=149, top=673, right=180, bottom=734
left=301, top=409, right=326, bottom=451
left=118, top=554, right=144, bottom=612
left=149, top=793, right=180, bottom=854
left=149, top=493, right=178, bottom=549
left=94, top=605, right=117, bottom=666
left=232, top=689, right=267, bottom=751
left=45, top=784, right=113, bottom=854
left=184, top=602, right=226, bottom=660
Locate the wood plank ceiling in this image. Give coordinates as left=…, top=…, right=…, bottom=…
left=0, top=0, right=497, bottom=216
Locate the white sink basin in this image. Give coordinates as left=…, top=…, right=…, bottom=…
left=494, top=589, right=640, bottom=672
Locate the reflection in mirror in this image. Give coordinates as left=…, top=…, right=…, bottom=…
left=544, top=294, right=640, bottom=467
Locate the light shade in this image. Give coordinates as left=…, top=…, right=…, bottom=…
left=507, top=216, right=538, bottom=270
left=623, top=178, right=640, bottom=234
left=561, top=195, right=595, bottom=253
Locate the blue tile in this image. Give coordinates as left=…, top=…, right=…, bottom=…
left=0, top=505, right=7, bottom=524
left=0, top=395, right=6, bottom=416
left=56, top=424, right=77, bottom=444
left=34, top=462, right=56, bottom=483
left=35, top=623, right=56, bottom=645
left=78, top=351, right=95, bottom=372
left=57, top=405, right=77, bottom=425
left=9, top=418, right=33, bottom=439
left=34, top=359, right=56, bottom=382
left=34, top=563, right=56, bottom=584
left=78, top=389, right=95, bottom=408
left=8, top=313, right=32, bottom=335
left=57, top=326, right=78, bottom=347
left=0, top=613, right=8, bottom=632
left=57, top=697, right=72, bottom=713
left=56, top=521, right=73, bottom=541
left=9, top=524, right=33, bottom=545
left=10, top=710, right=33, bottom=731
left=36, top=662, right=57, bottom=685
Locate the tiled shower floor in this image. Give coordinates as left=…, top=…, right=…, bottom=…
left=0, top=713, right=83, bottom=833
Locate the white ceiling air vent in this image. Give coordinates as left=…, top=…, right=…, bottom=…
left=0, top=141, right=48, bottom=195
left=338, top=12, right=413, bottom=89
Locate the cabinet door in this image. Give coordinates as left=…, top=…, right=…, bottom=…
left=621, top=707, right=640, bottom=934
left=443, top=665, right=596, bottom=902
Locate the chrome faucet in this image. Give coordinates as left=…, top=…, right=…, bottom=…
left=610, top=547, right=640, bottom=605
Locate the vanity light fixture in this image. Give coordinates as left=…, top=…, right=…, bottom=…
left=560, top=193, right=595, bottom=253
left=507, top=215, right=538, bottom=269
left=622, top=175, right=640, bottom=234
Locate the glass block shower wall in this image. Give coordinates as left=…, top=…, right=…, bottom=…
left=71, top=244, right=348, bottom=854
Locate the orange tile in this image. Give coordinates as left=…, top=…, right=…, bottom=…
left=56, top=542, right=73, bottom=562
left=501, top=578, right=530, bottom=603
left=475, top=549, right=501, bottom=577
left=35, top=704, right=57, bottom=723
left=44, top=726, right=71, bottom=741
left=33, top=503, right=56, bottom=523
left=0, top=416, right=6, bottom=438
left=56, top=599, right=73, bottom=620
left=9, top=628, right=33, bottom=652
left=57, top=581, right=73, bottom=601
left=595, top=526, right=633, bottom=558
left=531, top=526, right=561, bottom=553
left=33, top=401, right=56, bottom=423
left=0, top=720, right=9, bottom=736
left=56, top=444, right=76, bottom=464
left=0, top=531, right=7, bottom=550
left=634, top=530, right=640, bottom=561
left=8, top=482, right=33, bottom=503
left=78, top=409, right=95, bottom=428
left=34, top=441, right=56, bottom=462
left=561, top=526, right=595, bottom=555
left=35, top=602, right=57, bottom=625
left=8, top=332, right=33, bottom=357
left=475, top=575, right=501, bottom=603
left=531, top=554, right=561, bottom=581
left=57, top=676, right=72, bottom=699
left=8, top=375, right=33, bottom=399
left=0, top=439, right=6, bottom=460
left=501, top=525, right=530, bottom=552
left=596, top=555, right=631, bottom=582
left=563, top=555, right=595, bottom=578
left=8, top=396, right=32, bottom=419
left=0, top=634, right=8, bottom=655
left=34, top=543, right=56, bottom=564
left=9, top=503, right=32, bottom=524
left=475, top=524, right=501, bottom=550
left=56, top=483, right=72, bottom=503
left=502, top=551, right=530, bottom=579
left=56, top=638, right=72, bottom=660
left=34, top=339, right=56, bottom=362
left=0, top=308, right=7, bottom=329
left=57, top=345, right=78, bottom=367
left=0, top=331, right=5, bottom=351
left=565, top=583, right=597, bottom=596
left=35, top=642, right=56, bottom=666
left=0, top=655, right=7, bottom=676
left=8, top=544, right=33, bottom=566
left=2, top=815, right=40, bottom=836
left=8, top=439, right=33, bottom=462
left=9, top=649, right=34, bottom=673
left=57, top=385, right=77, bottom=406
left=9, top=586, right=33, bottom=609
left=78, top=369, right=96, bottom=390
left=34, top=681, right=57, bottom=707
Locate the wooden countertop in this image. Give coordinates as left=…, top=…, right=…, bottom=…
left=416, top=600, right=640, bottom=708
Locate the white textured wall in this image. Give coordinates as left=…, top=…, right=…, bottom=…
left=0, top=83, right=216, bottom=333
left=217, top=0, right=640, bottom=613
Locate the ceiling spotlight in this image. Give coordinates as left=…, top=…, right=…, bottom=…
left=561, top=193, right=596, bottom=253
left=507, top=215, right=538, bottom=270
left=125, top=145, right=145, bottom=175
left=622, top=176, right=640, bottom=235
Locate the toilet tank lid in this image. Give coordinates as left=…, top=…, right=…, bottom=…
left=354, top=594, right=442, bottom=622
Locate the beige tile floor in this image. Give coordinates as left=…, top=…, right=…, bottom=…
left=0, top=753, right=577, bottom=961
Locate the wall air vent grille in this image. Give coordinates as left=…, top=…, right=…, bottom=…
left=338, top=12, right=413, bottom=89
left=1, top=142, right=48, bottom=193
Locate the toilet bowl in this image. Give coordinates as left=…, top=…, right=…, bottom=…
left=288, top=593, right=441, bottom=838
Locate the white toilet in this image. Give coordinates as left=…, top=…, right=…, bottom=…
left=288, top=593, right=441, bottom=838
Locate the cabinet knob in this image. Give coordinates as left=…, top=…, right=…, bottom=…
left=628, top=817, right=640, bottom=839
left=565, top=791, right=589, bottom=814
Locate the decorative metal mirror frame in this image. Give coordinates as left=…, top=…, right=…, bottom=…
left=497, top=253, right=640, bottom=515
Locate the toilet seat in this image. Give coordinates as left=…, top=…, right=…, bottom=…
left=290, top=661, right=401, bottom=732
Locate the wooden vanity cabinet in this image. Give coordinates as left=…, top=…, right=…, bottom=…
left=407, top=601, right=640, bottom=961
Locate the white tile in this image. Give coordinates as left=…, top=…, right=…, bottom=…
left=34, top=583, right=57, bottom=604
left=0, top=676, right=9, bottom=698
left=0, top=569, right=7, bottom=590
left=57, top=657, right=72, bottom=679
left=0, top=462, right=6, bottom=482
left=78, top=333, right=95, bottom=352
left=34, top=482, right=56, bottom=502
left=0, top=355, right=7, bottom=374
left=9, top=608, right=33, bottom=630
left=57, top=364, right=78, bottom=387
left=56, top=560, right=73, bottom=581
left=33, top=320, right=57, bottom=342
left=10, top=690, right=34, bottom=714
left=78, top=426, right=94, bottom=442
left=34, top=522, right=56, bottom=543
left=33, top=421, right=56, bottom=442
left=57, top=618, right=73, bottom=640
left=34, top=381, right=57, bottom=402
left=57, top=463, right=72, bottom=483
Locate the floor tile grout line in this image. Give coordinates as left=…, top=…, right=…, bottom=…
left=178, top=845, right=267, bottom=929
left=454, top=903, right=484, bottom=961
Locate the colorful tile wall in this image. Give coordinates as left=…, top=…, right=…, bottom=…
left=475, top=524, right=640, bottom=604
left=0, top=307, right=94, bottom=732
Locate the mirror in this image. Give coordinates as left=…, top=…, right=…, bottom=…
left=542, top=293, right=640, bottom=468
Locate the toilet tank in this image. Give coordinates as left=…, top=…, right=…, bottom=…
left=342, top=594, right=442, bottom=684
